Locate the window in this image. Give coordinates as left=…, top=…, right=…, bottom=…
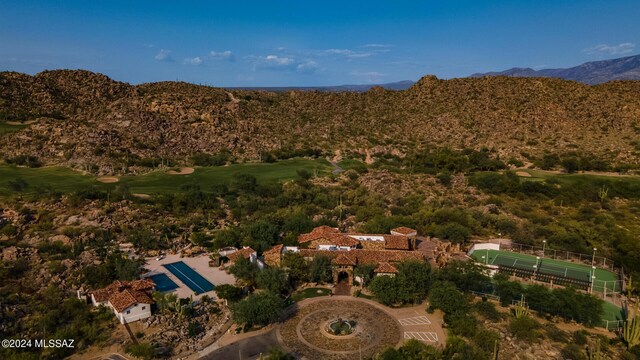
left=142, top=306, right=146, bottom=310
left=126, top=310, right=130, bottom=314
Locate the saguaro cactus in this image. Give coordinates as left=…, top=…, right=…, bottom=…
left=492, top=339, right=500, bottom=360
left=587, top=338, right=603, bottom=360
left=622, top=277, right=640, bottom=349
left=514, top=296, right=530, bottom=319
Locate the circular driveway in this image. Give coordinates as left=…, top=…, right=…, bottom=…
left=277, top=296, right=402, bottom=359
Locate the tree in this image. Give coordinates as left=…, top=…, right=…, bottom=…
left=266, top=347, right=295, bottom=360
left=398, top=339, right=441, bottom=359
left=229, top=256, right=259, bottom=285
left=190, top=231, right=211, bottom=247
left=214, top=284, right=245, bottom=303
left=281, top=252, right=309, bottom=286
left=369, top=275, right=399, bottom=306
left=562, top=157, right=579, bottom=173
left=256, top=267, right=289, bottom=294
left=395, top=261, right=432, bottom=304
left=309, top=255, right=333, bottom=284
left=230, top=291, right=285, bottom=327
left=428, top=281, right=470, bottom=315
left=436, top=260, right=491, bottom=292
left=125, top=343, right=155, bottom=360
left=493, top=274, right=523, bottom=306
left=354, top=263, right=376, bottom=287
left=153, top=292, right=179, bottom=313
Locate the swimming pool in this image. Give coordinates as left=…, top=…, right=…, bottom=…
left=148, top=273, right=179, bottom=292
left=163, top=261, right=215, bottom=294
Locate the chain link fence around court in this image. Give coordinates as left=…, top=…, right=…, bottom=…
left=499, top=242, right=624, bottom=296
left=502, top=242, right=615, bottom=270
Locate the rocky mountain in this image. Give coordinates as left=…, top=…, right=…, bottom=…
left=470, top=54, right=640, bottom=84
left=226, top=80, right=415, bottom=92
left=1, top=70, right=639, bottom=174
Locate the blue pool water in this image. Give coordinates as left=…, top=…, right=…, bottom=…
left=149, top=273, right=179, bottom=293
left=163, top=261, right=215, bottom=294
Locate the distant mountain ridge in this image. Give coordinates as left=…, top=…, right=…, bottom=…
left=225, top=80, right=415, bottom=92
left=470, top=54, right=640, bottom=84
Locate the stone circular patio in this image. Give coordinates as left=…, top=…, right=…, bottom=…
left=277, top=297, right=402, bottom=359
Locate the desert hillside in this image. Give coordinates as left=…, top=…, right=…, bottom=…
left=1, top=70, right=639, bottom=174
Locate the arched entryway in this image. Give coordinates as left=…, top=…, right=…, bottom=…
left=335, top=271, right=351, bottom=295
left=337, top=271, right=349, bottom=284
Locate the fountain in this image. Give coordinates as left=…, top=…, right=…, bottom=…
left=327, top=317, right=357, bottom=335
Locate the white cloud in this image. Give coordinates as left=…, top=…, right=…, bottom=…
left=296, top=60, right=319, bottom=74
left=324, top=49, right=372, bottom=59
left=154, top=49, right=172, bottom=61
left=583, top=43, right=636, bottom=56
left=253, top=54, right=296, bottom=70
left=182, top=57, right=203, bottom=65
left=209, top=50, right=234, bottom=61
left=361, top=43, right=393, bottom=49
left=247, top=54, right=319, bottom=74
left=350, top=71, right=385, bottom=83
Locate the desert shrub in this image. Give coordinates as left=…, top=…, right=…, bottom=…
left=509, top=316, right=541, bottom=342
left=4, top=155, right=42, bottom=167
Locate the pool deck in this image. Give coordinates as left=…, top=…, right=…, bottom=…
left=144, top=253, right=236, bottom=301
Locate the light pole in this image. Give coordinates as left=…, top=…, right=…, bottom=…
left=542, top=240, right=547, bottom=257
left=592, top=247, right=597, bottom=266
left=590, top=266, right=596, bottom=294
left=482, top=255, right=486, bottom=265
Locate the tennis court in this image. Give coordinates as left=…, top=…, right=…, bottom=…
left=471, top=249, right=619, bottom=293
left=163, top=261, right=215, bottom=295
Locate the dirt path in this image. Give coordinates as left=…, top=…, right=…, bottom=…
left=327, top=158, right=344, bottom=175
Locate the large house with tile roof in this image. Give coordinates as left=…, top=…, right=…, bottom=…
left=264, top=226, right=425, bottom=285
left=90, top=279, right=156, bottom=324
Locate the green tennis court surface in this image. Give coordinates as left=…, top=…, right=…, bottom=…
left=471, top=249, right=620, bottom=293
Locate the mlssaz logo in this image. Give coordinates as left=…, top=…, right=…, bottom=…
left=34, top=339, right=75, bottom=348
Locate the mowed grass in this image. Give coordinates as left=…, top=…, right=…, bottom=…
left=515, top=169, right=640, bottom=186
left=0, top=158, right=333, bottom=196
left=470, top=249, right=619, bottom=293
left=0, top=121, right=28, bottom=135
left=291, top=287, right=331, bottom=302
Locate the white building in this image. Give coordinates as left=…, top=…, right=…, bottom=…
left=90, top=279, right=155, bottom=324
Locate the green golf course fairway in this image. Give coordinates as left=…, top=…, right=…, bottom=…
left=0, top=158, right=332, bottom=196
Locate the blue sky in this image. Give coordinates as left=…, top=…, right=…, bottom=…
left=1, top=1, right=638, bottom=86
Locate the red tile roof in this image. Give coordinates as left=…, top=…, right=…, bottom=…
left=91, top=279, right=155, bottom=313
left=375, top=262, right=398, bottom=274
left=391, top=227, right=417, bottom=236
left=323, top=234, right=360, bottom=247
left=299, top=249, right=425, bottom=265
left=332, top=253, right=357, bottom=266
left=384, top=235, right=410, bottom=250
left=110, top=289, right=154, bottom=313
left=228, top=247, right=256, bottom=262
left=298, top=226, right=340, bottom=243
left=263, top=244, right=283, bottom=256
